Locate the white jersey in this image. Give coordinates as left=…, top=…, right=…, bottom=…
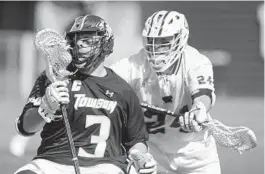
left=110, top=45, right=215, bottom=152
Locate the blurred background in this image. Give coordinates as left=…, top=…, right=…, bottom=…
left=0, top=1, right=263, bottom=174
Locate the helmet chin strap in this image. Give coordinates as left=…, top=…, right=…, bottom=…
left=156, top=52, right=183, bottom=75
left=78, top=59, right=104, bottom=75
left=75, top=51, right=104, bottom=75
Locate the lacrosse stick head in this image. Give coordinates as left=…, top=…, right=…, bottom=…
left=35, top=28, right=74, bottom=82
left=204, top=120, right=257, bottom=154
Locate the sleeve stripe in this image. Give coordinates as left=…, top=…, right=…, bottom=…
left=191, top=88, right=213, bottom=104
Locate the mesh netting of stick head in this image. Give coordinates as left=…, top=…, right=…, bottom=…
left=204, top=120, right=257, bottom=154
left=34, top=28, right=73, bottom=81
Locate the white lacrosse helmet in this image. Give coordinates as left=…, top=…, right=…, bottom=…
left=142, top=10, right=189, bottom=72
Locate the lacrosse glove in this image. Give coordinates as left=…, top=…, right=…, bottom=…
left=38, top=81, right=69, bottom=123
left=128, top=149, right=157, bottom=174
left=179, top=101, right=211, bottom=132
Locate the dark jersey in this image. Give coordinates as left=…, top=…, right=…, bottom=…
left=20, top=68, right=148, bottom=172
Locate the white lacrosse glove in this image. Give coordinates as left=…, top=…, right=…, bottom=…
left=38, top=81, right=70, bottom=123
left=128, top=149, right=157, bottom=174
left=179, top=101, right=210, bottom=132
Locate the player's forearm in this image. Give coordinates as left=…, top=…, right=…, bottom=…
left=129, top=142, right=148, bottom=154
left=193, top=95, right=212, bottom=112
left=22, top=108, right=46, bottom=133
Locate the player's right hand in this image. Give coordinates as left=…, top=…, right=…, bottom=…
left=179, top=102, right=210, bottom=132
left=38, top=81, right=69, bottom=123
left=46, top=81, right=70, bottom=106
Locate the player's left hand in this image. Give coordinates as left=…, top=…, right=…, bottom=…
left=129, top=150, right=157, bottom=174
left=179, top=101, right=210, bottom=132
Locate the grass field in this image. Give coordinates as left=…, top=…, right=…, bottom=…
left=0, top=96, right=263, bottom=174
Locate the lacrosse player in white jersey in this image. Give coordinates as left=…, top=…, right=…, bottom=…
left=110, top=10, right=221, bottom=174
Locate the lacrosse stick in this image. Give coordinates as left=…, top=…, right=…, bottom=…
left=141, top=103, right=257, bottom=154
left=35, top=28, right=81, bottom=174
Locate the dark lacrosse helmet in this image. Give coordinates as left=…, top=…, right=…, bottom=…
left=66, top=15, right=114, bottom=73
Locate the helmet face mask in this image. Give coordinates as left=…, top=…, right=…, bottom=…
left=144, top=36, right=174, bottom=55
left=67, top=32, right=102, bottom=69
left=143, top=36, right=174, bottom=70
left=66, top=15, right=114, bottom=73
left=142, top=10, right=189, bottom=72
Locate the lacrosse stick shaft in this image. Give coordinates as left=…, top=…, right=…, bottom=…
left=61, top=105, right=81, bottom=174
left=141, top=103, right=180, bottom=118
left=140, top=102, right=257, bottom=153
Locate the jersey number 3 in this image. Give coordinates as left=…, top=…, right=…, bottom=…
left=78, top=115, right=111, bottom=158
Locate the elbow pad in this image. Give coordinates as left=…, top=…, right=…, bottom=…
left=15, top=116, right=35, bottom=137
left=191, top=88, right=216, bottom=106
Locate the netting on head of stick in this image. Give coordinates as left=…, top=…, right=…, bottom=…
left=205, top=120, right=257, bottom=154
left=35, top=29, right=72, bottom=80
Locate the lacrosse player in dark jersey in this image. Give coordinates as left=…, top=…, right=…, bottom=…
left=14, top=15, right=156, bottom=174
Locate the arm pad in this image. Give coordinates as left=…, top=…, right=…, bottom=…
left=15, top=109, right=39, bottom=137
left=191, top=88, right=216, bottom=106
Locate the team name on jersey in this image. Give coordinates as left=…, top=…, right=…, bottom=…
left=74, top=94, right=117, bottom=113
